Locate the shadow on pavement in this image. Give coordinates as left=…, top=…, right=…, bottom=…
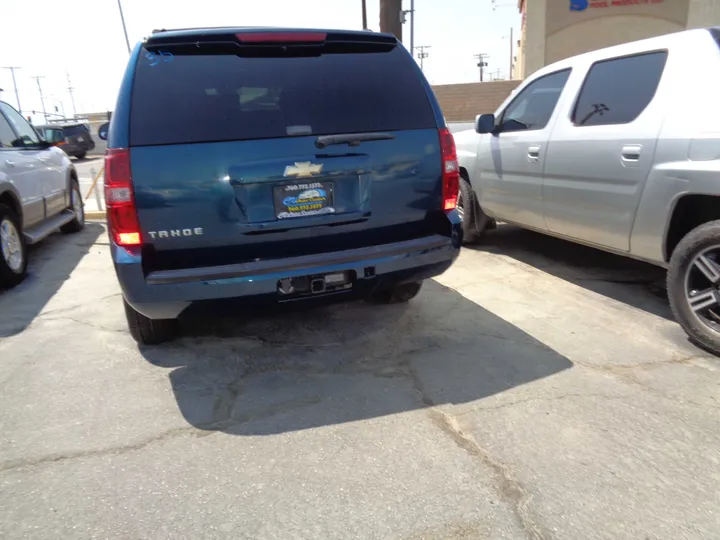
left=141, top=280, right=573, bottom=435
left=0, top=223, right=103, bottom=337
left=471, top=224, right=672, bottom=321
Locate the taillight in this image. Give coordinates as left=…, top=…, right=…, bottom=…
left=104, top=148, right=141, bottom=246
left=439, top=128, right=460, bottom=211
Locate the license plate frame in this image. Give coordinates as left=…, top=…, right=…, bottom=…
left=273, top=181, right=335, bottom=220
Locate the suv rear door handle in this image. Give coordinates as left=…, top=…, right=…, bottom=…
left=621, top=145, right=642, bottom=161
left=4, top=160, right=15, bottom=167
left=528, top=145, right=541, bottom=161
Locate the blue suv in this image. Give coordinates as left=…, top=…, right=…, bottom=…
left=101, top=27, right=462, bottom=344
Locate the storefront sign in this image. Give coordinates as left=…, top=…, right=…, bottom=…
left=571, top=0, right=664, bottom=11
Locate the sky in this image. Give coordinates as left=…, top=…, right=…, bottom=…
left=0, top=0, right=520, bottom=124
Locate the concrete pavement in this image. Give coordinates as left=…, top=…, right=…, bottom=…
left=1, top=223, right=718, bottom=539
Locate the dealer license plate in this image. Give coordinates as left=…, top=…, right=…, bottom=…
left=273, top=181, right=335, bottom=220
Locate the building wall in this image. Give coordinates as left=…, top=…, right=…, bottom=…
left=519, top=0, right=720, bottom=79
left=432, top=81, right=522, bottom=122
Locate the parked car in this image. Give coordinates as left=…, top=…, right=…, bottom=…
left=0, top=102, right=85, bottom=287
left=35, top=122, right=95, bottom=159
left=102, top=27, right=462, bottom=344
left=455, top=27, right=720, bottom=354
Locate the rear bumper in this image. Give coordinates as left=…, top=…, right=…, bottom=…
left=113, top=232, right=461, bottom=319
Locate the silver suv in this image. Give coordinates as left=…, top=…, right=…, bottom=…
left=455, top=27, right=720, bottom=354
left=0, top=101, right=85, bottom=287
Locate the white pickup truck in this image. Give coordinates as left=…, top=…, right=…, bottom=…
left=0, top=101, right=85, bottom=287
left=454, top=27, right=720, bottom=355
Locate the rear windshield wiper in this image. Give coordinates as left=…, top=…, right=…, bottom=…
left=315, top=132, right=396, bottom=149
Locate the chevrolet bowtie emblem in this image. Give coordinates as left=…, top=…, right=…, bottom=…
left=284, top=162, right=323, bottom=178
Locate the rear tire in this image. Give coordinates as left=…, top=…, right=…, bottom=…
left=123, top=299, right=177, bottom=345
left=668, top=220, right=720, bottom=356
left=60, top=181, right=85, bottom=234
left=458, top=176, right=492, bottom=244
left=368, top=281, right=423, bottom=304
left=0, top=203, right=28, bottom=288
left=75, top=152, right=87, bottom=160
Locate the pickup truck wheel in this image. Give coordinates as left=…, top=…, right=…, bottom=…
left=458, top=176, right=489, bottom=244
left=367, top=281, right=423, bottom=304
left=0, top=204, right=28, bottom=288
left=60, top=182, right=85, bottom=234
left=668, top=220, right=720, bottom=355
left=123, top=299, right=177, bottom=345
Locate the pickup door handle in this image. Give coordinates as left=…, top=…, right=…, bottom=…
left=4, top=160, right=15, bottom=167
left=621, top=145, right=642, bottom=161
left=527, top=145, right=541, bottom=161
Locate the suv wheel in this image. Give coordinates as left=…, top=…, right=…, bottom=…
left=76, top=152, right=87, bottom=160
left=0, top=203, right=28, bottom=288
left=668, top=220, right=720, bottom=355
left=123, top=299, right=177, bottom=345
left=368, top=281, right=423, bottom=304
left=61, top=181, right=85, bottom=234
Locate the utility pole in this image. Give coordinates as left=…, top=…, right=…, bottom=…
left=361, top=0, right=368, bottom=29
left=32, top=76, right=47, bottom=122
left=117, top=0, right=131, bottom=54
left=409, top=0, right=415, bottom=58
left=66, top=71, right=77, bottom=117
left=379, top=0, right=403, bottom=42
left=415, top=45, right=431, bottom=71
left=474, top=53, right=489, bottom=82
left=2, top=66, right=22, bottom=113
left=509, top=27, right=514, bottom=79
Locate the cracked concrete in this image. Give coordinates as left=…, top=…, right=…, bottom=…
left=1, top=224, right=719, bottom=539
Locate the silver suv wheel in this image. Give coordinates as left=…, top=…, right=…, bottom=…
left=0, top=218, right=23, bottom=273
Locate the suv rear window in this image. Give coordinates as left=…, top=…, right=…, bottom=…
left=129, top=44, right=436, bottom=146
left=63, top=125, right=89, bottom=136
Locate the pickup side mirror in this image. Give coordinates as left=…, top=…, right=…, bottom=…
left=475, top=113, right=496, bottom=134
left=98, top=122, right=110, bottom=141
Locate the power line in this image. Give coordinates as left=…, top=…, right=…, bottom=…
left=474, top=53, right=489, bottom=82
left=415, top=45, right=431, bottom=71
left=31, top=76, right=47, bottom=122
left=2, top=66, right=22, bottom=113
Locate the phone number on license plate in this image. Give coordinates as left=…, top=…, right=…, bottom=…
left=284, top=182, right=323, bottom=191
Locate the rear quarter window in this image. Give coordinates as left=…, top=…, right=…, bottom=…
left=129, top=45, right=436, bottom=146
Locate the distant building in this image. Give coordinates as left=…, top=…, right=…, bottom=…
left=516, top=0, right=720, bottom=79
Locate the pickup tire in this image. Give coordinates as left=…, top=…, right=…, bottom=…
left=123, top=299, right=177, bottom=345
left=668, top=220, right=720, bottom=355
left=60, top=181, right=85, bottom=234
left=367, top=281, right=423, bottom=304
left=458, top=176, right=493, bottom=244
left=0, top=203, right=28, bottom=288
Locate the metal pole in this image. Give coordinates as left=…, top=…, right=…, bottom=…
left=410, top=0, right=415, bottom=58
left=361, top=0, right=368, bottom=29
left=32, top=76, right=47, bottom=122
left=117, top=0, right=132, bottom=54
left=509, top=27, right=514, bottom=79
left=66, top=71, right=77, bottom=117
left=2, top=67, right=22, bottom=113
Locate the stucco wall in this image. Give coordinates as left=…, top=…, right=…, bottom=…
left=545, top=15, right=684, bottom=66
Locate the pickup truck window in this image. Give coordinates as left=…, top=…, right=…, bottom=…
left=0, top=115, right=18, bottom=148
left=573, top=51, right=667, bottom=127
left=0, top=102, right=40, bottom=146
left=498, top=69, right=570, bottom=133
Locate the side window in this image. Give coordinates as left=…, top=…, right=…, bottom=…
left=0, top=114, right=19, bottom=148
left=573, top=51, right=667, bottom=127
left=0, top=102, right=39, bottom=146
left=499, top=69, right=571, bottom=133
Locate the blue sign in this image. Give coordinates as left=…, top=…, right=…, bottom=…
left=570, top=0, right=589, bottom=11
